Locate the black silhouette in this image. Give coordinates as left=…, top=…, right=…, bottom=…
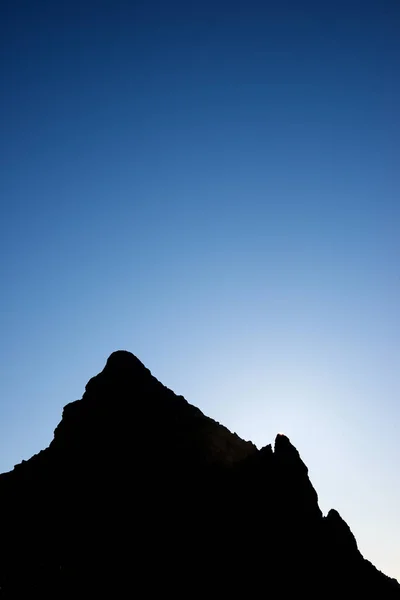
left=0, top=350, right=398, bottom=597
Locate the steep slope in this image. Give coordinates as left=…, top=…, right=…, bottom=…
left=0, top=350, right=398, bottom=597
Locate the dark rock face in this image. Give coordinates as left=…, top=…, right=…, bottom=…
left=0, top=351, right=398, bottom=597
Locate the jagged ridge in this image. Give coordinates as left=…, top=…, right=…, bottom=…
left=0, top=351, right=398, bottom=597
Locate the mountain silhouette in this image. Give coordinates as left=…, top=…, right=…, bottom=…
left=0, top=350, right=398, bottom=597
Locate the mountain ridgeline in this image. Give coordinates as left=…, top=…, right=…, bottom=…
left=0, top=351, right=398, bottom=597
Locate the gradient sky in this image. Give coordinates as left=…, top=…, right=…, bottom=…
left=1, top=0, right=399, bottom=581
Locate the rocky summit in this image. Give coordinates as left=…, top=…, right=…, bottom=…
left=0, top=350, right=399, bottom=597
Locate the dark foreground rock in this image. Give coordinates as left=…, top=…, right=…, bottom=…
left=0, top=350, right=398, bottom=597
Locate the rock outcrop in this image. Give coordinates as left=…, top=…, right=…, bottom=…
left=0, top=350, right=398, bottom=597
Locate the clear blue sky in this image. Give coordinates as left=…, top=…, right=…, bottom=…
left=1, top=0, right=399, bottom=580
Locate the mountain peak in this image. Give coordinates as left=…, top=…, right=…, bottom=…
left=274, top=432, right=291, bottom=447
left=82, top=350, right=152, bottom=399
left=101, top=349, right=152, bottom=381
left=0, top=352, right=398, bottom=596
left=104, top=350, right=146, bottom=371
left=274, top=432, right=305, bottom=465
